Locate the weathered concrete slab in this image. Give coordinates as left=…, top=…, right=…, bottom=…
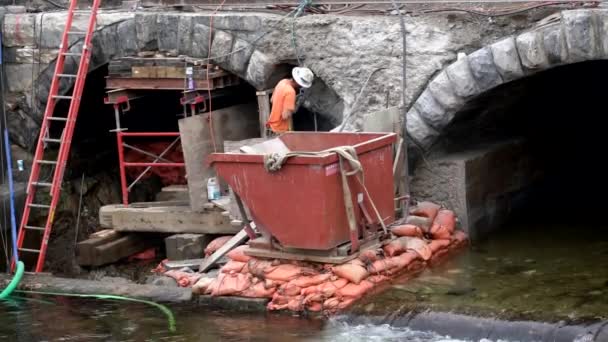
left=111, top=205, right=237, bottom=234
left=0, top=273, right=192, bottom=303
left=155, top=185, right=190, bottom=202
left=178, top=113, right=224, bottom=212
left=196, top=295, right=269, bottom=312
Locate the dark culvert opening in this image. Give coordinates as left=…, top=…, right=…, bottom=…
left=439, top=60, right=608, bottom=232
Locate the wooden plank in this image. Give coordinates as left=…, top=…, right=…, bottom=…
left=162, top=258, right=205, bottom=270
left=76, top=229, right=122, bottom=265
left=111, top=206, right=238, bottom=234
left=199, top=229, right=248, bottom=272
left=256, top=90, right=272, bottom=138
left=90, top=234, right=153, bottom=267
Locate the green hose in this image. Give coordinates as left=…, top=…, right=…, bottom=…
left=14, top=289, right=176, bottom=332
left=0, top=261, right=24, bottom=299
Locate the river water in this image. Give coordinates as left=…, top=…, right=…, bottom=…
left=0, top=220, right=606, bottom=341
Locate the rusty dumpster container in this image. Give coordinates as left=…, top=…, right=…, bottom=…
left=208, top=132, right=397, bottom=251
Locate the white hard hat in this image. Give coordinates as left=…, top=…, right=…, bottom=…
left=292, top=67, right=314, bottom=88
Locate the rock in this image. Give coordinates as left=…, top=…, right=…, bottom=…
left=405, top=107, right=438, bottom=150
left=146, top=275, right=179, bottom=287
left=467, top=47, right=503, bottom=93
left=229, top=38, right=254, bottom=75
left=177, top=15, right=194, bottom=56
left=427, top=70, right=464, bottom=112
left=135, top=13, right=158, bottom=50
left=116, top=19, right=138, bottom=57
left=210, top=30, right=234, bottom=66
left=96, top=12, right=134, bottom=27
left=562, top=10, right=599, bottom=63
left=191, top=24, right=212, bottom=58
left=245, top=50, right=276, bottom=90
left=414, top=89, right=450, bottom=131
left=98, top=23, right=120, bottom=59
left=445, top=57, right=479, bottom=99
left=490, top=37, right=525, bottom=82
left=164, top=234, right=213, bottom=261
left=156, top=13, right=180, bottom=52
left=515, top=31, right=549, bottom=71
left=542, top=25, right=568, bottom=65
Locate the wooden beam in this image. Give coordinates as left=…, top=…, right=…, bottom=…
left=111, top=206, right=238, bottom=234
left=199, top=229, right=248, bottom=272
left=256, top=89, right=272, bottom=138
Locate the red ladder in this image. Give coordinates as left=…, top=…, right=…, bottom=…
left=14, top=0, right=101, bottom=272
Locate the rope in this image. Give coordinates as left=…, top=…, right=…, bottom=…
left=14, top=290, right=176, bottom=332
left=263, top=146, right=387, bottom=234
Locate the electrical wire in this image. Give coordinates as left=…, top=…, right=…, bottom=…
left=0, top=32, right=11, bottom=268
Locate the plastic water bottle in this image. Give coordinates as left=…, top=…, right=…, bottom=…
left=207, top=177, right=220, bottom=201
left=186, top=67, right=194, bottom=90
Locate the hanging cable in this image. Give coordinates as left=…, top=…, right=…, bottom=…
left=205, top=0, right=228, bottom=153
left=291, top=0, right=311, bottom=65
left=0, top=31, right=10, bottom=268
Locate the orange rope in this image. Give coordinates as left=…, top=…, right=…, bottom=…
left=206, top=0, right=228, bottom=153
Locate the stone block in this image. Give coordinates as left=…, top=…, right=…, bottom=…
left=245, top=50, right=275, bottom=89
left=229, top=38, right=254, bottom=75
left=445, top=57, right=479, bottom=98
left=210, top=30, right=234, bottom=66
left=427, top=70, right=464, bottom=112
left=192, top=24, right=212, bottom=58
left=39, top=12, right=89, bottom=49
left=490, top=37, right=524, bottom=82
left=3, top=47, right=58, bottom=64
left=360, top=106, right=400, bottom=133
left=165, top=234, right=213, bottom=261
left=562, top=10, right=599, bottom=63
left=156, top=13, right=180, bottom=52
left=177, top=15, right=194, bottom=56
left=542, top=25, right=568, bottom=65
left=405, top=107, right=438, bottom=150
left=96, top=12, right=134, bottom=27
left=3, top=13, right=37, bottom=47
left=596, top=11, right=608, bottom=58
left=5, top=63, right=40, bottom=92
left=414, top=89, right=451, bottom=131
left=116, top=19, right=138, bottom=57
left=467, top=47, right=503, bottom=93
left=516, top=30, right=549, bottom=71
left=135, top=13, right=158, bottom=50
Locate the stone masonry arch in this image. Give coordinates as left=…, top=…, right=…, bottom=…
left=34, top=13, right=280, bottom=116
left=406, top=9, right=608, bottom=152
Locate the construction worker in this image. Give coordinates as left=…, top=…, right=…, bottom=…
left=266, top=67, right=314, bottom=135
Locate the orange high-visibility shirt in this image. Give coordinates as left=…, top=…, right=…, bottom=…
left=267, top=79, right=296, bottom=133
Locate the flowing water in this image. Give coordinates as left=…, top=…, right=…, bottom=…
left=0, top=221, right=606, bottom=341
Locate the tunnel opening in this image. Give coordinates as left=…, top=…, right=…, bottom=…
left=428, top=60, right=608, bottom=239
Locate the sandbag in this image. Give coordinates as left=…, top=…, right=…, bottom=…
left=331, top=259, right=369, bottom=284
left=323, top=297, right=340, bottom=311
left=287, top=296, right=305, bottom=311
left=405, top=215, right=432, bottom=232
left=383, top=238, right=407, bottom=257
left=221, top=260, right=246, bottom=273
left=392, top=224, right=424, bottom=238
left=303, top=292, right=324, bottom=305
left=210, top=273, right=251, bottom=296
left=337, top=280, right=374, bottom=299
left=306, top=301, right=323, bottom=312
left=248, top=259, right=275, bottom=278
left=410, top=202, right=441, bottom=221
left=404, top=237, right=432, bottom=261
left=291, top=273, right=332, bottom=288
left=358, top=249, right=380, bottom=263
left=226, top=245, right=252, bottom=262
left=430, top=210, right=456, bottom=240
left=192, top=277, right=215, bottom=294
left=428, top=239, right=451, bottom=253
left=368, top=258, right=398, bottom=274
left=366, top=274, right=388, bottom=283
left=164, top=270, right=202, bottom=287
left=393, top=251, right=418, bottom=270
left=265, top=264, right=310, bottom=282
left=240, top=281, right=276, bottom=298
left=452, top=230, right=468, bottom=246
left=280, top=283, right=302, bottom=296
left=205, top=236, right=233, bottom=256
left=338, top=297, right=357, bottom=310
left=302, top=278, right=348, bottom=297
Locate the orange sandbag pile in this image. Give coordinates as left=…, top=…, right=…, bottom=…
left=185, top=202, right=468, bottom=314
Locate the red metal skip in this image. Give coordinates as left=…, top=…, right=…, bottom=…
left=209, top=132, right=396, bottom=251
